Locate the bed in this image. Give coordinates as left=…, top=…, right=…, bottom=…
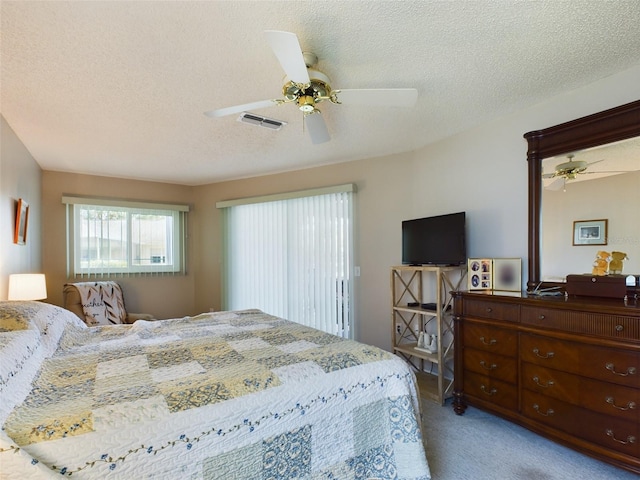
left=0, top=301, right=430, bottom=479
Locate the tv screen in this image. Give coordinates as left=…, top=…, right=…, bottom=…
left=402, top=212, right=466, bottom=265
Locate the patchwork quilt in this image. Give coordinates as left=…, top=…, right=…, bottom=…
left=0, top=301, right=430, bottom=479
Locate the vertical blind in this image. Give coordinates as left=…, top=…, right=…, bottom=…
left=62, top=196, right=189, bottom=277
left=218, top=185, right=355, bottom=338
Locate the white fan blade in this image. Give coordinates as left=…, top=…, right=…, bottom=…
left=542, top=172, right=556, bottom=179
left=264, top=30, right=310, bottom=85
left=204, top=99, right=277, bottom=118
left=335, top=88, right=418, bottom=107
left=305, top=113, right=330, bottom=144
left=546, top=178, right=565, bottom=191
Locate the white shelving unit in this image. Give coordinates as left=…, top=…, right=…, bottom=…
left=391, top=265, right=466, bottom=404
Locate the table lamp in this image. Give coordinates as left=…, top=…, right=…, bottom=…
left=8, top=273, right=47, bottom=300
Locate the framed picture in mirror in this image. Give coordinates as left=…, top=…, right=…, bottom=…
left=573, top=219, right=607, bottom=246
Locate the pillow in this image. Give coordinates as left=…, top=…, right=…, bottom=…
left=0, top=301, right=86, bottom=356
left=68, top=281, right=126, bottom=325
left=0, top=301, right=42, bottom=332
left=0, top=302, right=87, bottom=425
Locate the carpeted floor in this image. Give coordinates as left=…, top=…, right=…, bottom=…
left=420, top=398, right=637, bottom=480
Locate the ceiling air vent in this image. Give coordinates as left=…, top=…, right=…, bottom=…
left=237, top=112, right=287, bottom=130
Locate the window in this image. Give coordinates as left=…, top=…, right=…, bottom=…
left=63, top=196, right=188, bottom=276
left=217, top=184, right=355, bottom=338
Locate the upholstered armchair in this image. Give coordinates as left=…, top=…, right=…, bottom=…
left=63, top=281, right=156, bottom=326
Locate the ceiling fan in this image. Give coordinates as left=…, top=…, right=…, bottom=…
left=543, top=154, right=632, bottom=191
left=204, top=30, right=418, bottom=144
left=542, top=154, right=604, bottom=180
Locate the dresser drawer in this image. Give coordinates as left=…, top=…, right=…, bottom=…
left=462, top=323, right=517, bottom=357
left=521, top=362, right=579, bottom=404
left=521, top=306, right=640, bottom=341
left=520, top=334, right=580, bottom=373
left=581, top=409, right=639, bottom=457
left=464, top=348, right=517, bottom=383
left=464, top=371, right=518, bottom=410
left=578, top=345, right=639, bottom=388
left=580, top=377, right=639, bottom=421
left=463, top=299, right=520, bottom=323
left=521, top=390, right=582, bottom=437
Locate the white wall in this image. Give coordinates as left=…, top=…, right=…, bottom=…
left=0, top=115, right=42, bottom=299
left=407, top=65, right=640, bottom=290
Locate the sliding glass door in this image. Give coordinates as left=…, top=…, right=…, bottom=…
left=220, top=187, right=354, bottom=338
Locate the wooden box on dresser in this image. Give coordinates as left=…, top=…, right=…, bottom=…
left=452, top=291, right=640, bottom=475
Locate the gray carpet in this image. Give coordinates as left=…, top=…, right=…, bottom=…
left=421, top=398, right=637, bottom=480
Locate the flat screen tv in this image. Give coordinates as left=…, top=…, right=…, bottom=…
left=402, top=212, right=466, bottom=266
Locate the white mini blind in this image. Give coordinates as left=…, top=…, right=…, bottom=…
left=62, top=196, right=189, bottom=277
left=219, top=185, right=355, bottom=338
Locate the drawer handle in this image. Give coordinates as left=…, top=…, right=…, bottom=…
left=605, top=363, right=637, bottom=377
left=615, top=324, right=624, bottom=332
left=532, top=348, right=555, bottom=359
left=605, top=397, right=636, bottom=411
left=606, top=429, right=636, bottom=445
left=533, top=404, right=554, bottom=417
left=538, top=314, right=545, bottom=320
left=532, top=376, right=554, bottom=388
left=480, top=360, right=497, bottom=371
left=485, top=307, right=493, bottom=313
left=479, top=336, right=497, bottom=346
left=480, top=385, right=497, bottom=396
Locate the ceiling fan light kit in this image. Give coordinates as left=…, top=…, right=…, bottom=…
left=553, top=155, right=588, bottom=178
left=204, top=30, right=418, bottom=143
left=543, top=154, right=604, bottom=180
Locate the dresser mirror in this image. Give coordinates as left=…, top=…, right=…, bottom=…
left=524, top=100, right=640, bottom=291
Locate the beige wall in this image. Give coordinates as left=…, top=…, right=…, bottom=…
left=195, top=64, right=640, bottom=351
left=192, top=152, right=415, bottom=348
left=0, top=115, right=42, bottom=299
left=41, top=171, right=197, bottom=318
left=34, top=63, right=640, bottom=351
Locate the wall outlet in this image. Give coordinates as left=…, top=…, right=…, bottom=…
left=396, top=325, right=402, bottom=334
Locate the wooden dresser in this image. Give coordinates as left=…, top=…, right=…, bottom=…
left=452, top=291, right=640, bottom=474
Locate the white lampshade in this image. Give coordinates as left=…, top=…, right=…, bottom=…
left=8, top=274, right=47, bottom=301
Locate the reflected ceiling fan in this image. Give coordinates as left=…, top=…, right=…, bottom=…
left=204, top=30, right=418, bottom=144
left=543, top=154, right=630, bottom=191
left=542, top=154, right=604, bottom=180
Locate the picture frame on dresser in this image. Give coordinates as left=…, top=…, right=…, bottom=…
left=467, top=258, right=492, bottom=290
left=493, top=258, right=521, bottom=291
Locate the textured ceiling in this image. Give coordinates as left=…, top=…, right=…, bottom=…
left=2, top=1, right=640, bottom=186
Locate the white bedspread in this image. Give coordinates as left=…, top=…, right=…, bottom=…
left=0, top=301, right=430, bottom=479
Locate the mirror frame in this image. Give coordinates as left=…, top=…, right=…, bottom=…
left=524, top=99, right=640, bottom=291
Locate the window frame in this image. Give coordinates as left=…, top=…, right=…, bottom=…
left=63, top=196, right=189, bottom=277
